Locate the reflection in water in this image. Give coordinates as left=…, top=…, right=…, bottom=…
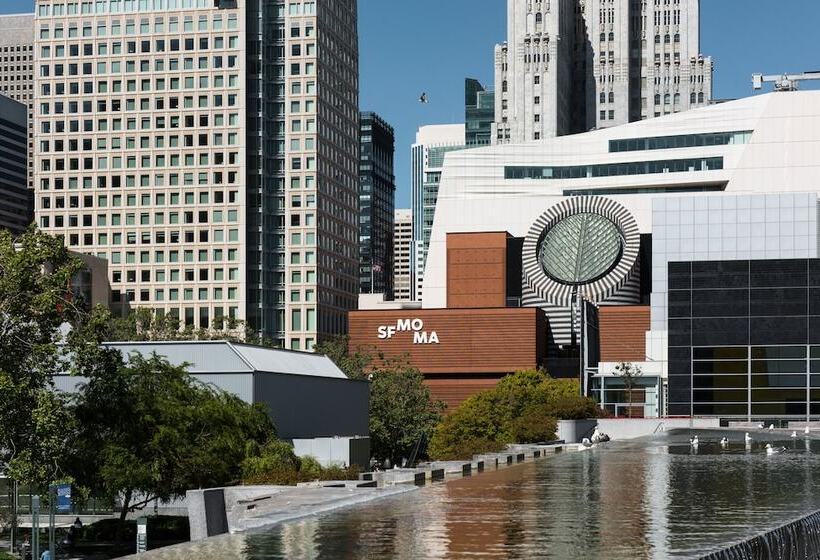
left=138, top=431, right=820, bottom=559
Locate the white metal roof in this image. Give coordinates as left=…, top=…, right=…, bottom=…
left=102, top=341, right=347, bottom=379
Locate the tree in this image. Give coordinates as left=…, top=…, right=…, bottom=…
left=315, top=336, right=444, bottom=466
left=0, top=228, right=83, bottom=488
left=613, top=362, right=644, bottom=418
left=313, top=335, right=373, bottom=380
left=68, top=325, right=276, bottom=523
left=368, top=358, right=444, bottom=466
left=103, top=307, right=275, bottom=347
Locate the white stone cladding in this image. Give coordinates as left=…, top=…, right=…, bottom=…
left=493, top=0, right=713, bottom=142
left=494, top=0, right=577, bottom=143
left=584, top=0, right=712, bottom=129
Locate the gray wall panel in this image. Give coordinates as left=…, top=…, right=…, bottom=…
left=253, top=374, right=369, bottom=439
left=193, top=374, right=254, bottom=403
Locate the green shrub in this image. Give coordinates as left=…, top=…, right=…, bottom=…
left=509, top=405, right=558, bottom=443
left=428, top=436, right=505, bottom=461
left=240, top=440, right=300, bottom=481
left=318, top=464, right=360, bottom=481
left=429, top=369, right=601, bottom=460
left=243, top=467, right=300, bottom=486
left=241, top=447, right=361, bottom=485
left=545, top=395, right=602, bottom=420
left=298, top=456, right=323, bottom=480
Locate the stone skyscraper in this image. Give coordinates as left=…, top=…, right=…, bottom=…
left=584, top=0, right=712, bottom=129
left=493, top=0, right=577, bottom=143
left=493, top=0, right=712, bottom=143
left=34, top=0, right=359, bottom=351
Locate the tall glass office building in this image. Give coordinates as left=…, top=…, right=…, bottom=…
left=464, top=78, right=493, bottom=147
left=33, top=0, right=359, bottom=350
left=358, top=111, right=395, bottom=297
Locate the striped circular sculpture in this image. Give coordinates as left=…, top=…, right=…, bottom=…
left=522, top=197, right=640, bottom=306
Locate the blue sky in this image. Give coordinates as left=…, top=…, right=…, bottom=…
left=4, top=0, right=820, bottom=207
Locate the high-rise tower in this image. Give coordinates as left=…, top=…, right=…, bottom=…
left=410, top=124, right=464, bottom=301
left=0, top=14, right=35, bottom=192
left=358, top=111, right=395, bottom=298
left=465, top=78, right=494, bottom=147
left=34, top=0, right=359, bottom=350
left=392, top=208, right=412, bottom=301
left=493, top=0, right=577, bottom=143
left=493, top=0, right=713, bottom=142
left=583, top=0, right=712, bottom=129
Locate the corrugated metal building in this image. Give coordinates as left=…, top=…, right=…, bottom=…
left=54, top=341, right=369, bottom=445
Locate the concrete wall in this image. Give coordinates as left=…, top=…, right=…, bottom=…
left=188, top=485, right=286, bottom=541
left=292, top=436, right=370, bottom=469
left=597, top=417, right=720, bottom=440
left=253, top=373, right=369, bottom=439
left=557, top=419, right=598, bottom=443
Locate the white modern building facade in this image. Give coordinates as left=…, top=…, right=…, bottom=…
left=32, top=0, right=359, bottom=350
left=493, top=0, right=713, bottom=143
left=424, top=91, right=820, bottom=416
left=410, top=123, right=465, bottom=301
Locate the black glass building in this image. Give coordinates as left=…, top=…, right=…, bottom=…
left=465, top=78, right=494, bottom=147
left=358, top=112, right=395, bottom=297
left=668, top=259, right=820, bottom=419
left=0, top=94, right=30, bottom=234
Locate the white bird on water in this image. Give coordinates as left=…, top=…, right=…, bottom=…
left=758, top=422, right=765, bottom=429
left=720, top=437, right=729, bottom=446
left=766, top=443, right=786, bottom=455
left=579, top=438, right=594, bottom=451
left=791, top=431, right=798, bottom=438
left=745, top=432, right=753, bottom=443
left=806, top=425, right=812, bottom=435
left=690, top=435, right=699, bottom=446
left=769, top=424, right=775, bottom=430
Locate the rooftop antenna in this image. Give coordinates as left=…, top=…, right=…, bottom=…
left=752, top=71, right=820, bottom=92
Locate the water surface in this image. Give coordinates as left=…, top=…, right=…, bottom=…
left=142, top=430, right=820, bottom=559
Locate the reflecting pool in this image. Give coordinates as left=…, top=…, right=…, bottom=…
left=140, top=430, right=820, bottom=559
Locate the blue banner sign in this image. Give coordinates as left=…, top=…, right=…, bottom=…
left=55, top=484, right=72, bottom=513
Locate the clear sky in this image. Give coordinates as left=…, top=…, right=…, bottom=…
left=4, top=0, right=820, bottom=208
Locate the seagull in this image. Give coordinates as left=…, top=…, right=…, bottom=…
left=690, top=435, right=699, bottom=446
left=579, top=437, right=594, bottom=450
left=419, top=92, right=429, bottom=104
left=791, top=431, right=798, bottom=438
left=758, top=422, right=765, bottom=429
left=745, top=432, right=753, bottom=443
left=806, top=426, right=811, bottom=435
left=720, top=437, right=729, bottom=446
left=765, top=443, right=786, bottom=455
left=769, top=424, right=775, bottom=430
